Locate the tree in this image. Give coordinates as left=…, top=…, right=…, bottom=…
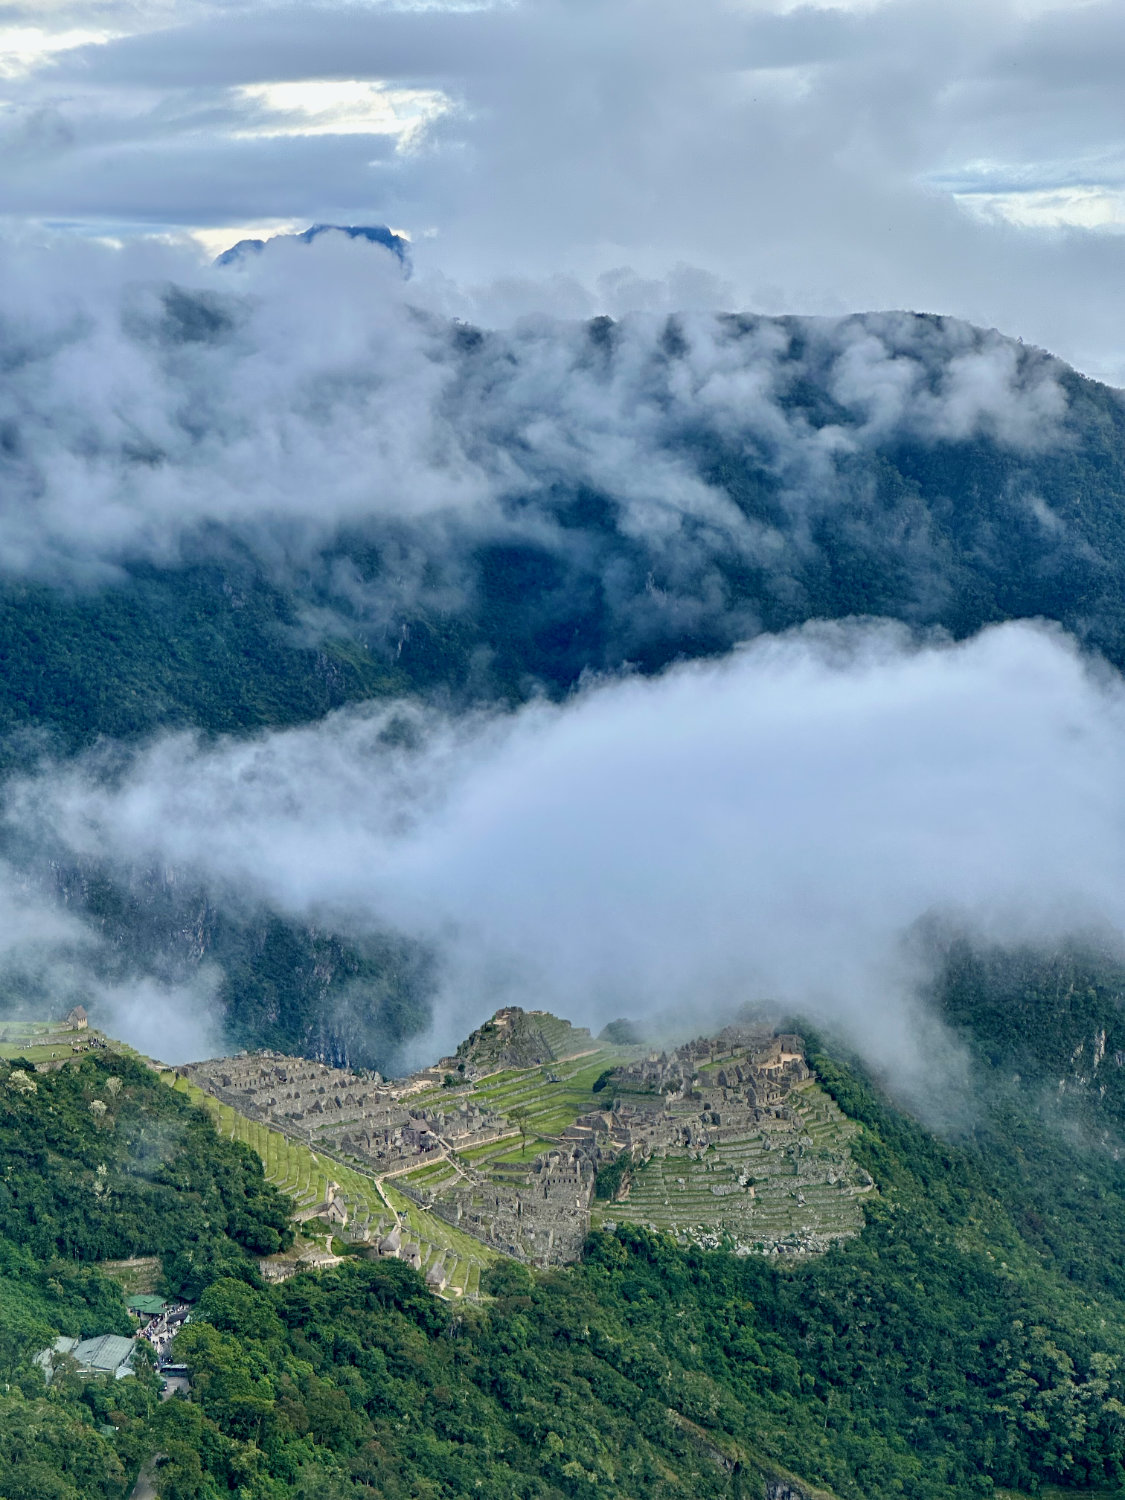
left=510, top=1107, right=530, bottom=1156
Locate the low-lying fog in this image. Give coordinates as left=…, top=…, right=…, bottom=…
left=6, top=617, right=1125, bottom=1106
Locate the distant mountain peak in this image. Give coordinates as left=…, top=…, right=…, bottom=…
left=215, top=223, right=410, bottom=268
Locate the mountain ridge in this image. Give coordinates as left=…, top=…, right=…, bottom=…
left=2, top=304, right=1125, bottom=1066
left=6, top=1001, right=1125, bottom=1497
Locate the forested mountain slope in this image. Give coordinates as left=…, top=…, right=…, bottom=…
left=4, top=300, right=1125, bottom=1064
left=6, top=1029, right=1125, bottom=1499
left=3, top=312, right=1125, bottom=752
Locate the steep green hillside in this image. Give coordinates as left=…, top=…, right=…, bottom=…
left=933, top=933, right=1125, bottom=1124
left=0, top=1050, right=293, bottom=1297
left=0, top=1047, right=297, bottom=1498
left=4, top=318, right=1125, bottom=1066
left=8, top=1017, right=1125, bottom=1498
left=0, top=564, right=403, bottom=764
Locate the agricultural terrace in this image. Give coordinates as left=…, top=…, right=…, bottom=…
left=171, top=1075, right=496, bottom=1297
left=397, top=1046, right=624, bottom=1193
left=595, top=1082, right=869, bottom=1254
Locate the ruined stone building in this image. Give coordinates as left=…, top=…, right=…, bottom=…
left=183, top=1015, right=844, bottom=1271
left=181, top=1050, right=506, bottom=1173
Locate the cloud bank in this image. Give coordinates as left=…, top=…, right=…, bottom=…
left=14, top=618, right=1125, bottom=1093
left=0, top=232, right=1069, bottom=621
left=7, top=0, right=1125, bottom=379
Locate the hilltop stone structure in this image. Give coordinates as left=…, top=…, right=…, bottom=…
left=181, top=1051, right=509, bottom=1174
left=183, top=1012, right=868, bottom=1269
left=455, top=1007, right=596, bottom=1072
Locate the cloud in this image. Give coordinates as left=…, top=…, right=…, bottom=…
left=0, top=231, right=1067, bottom=614
left=6, top=0, right=1125, bottom=378
left=14, top=618, right=1125, bottom=1096
left=0, top=854, right=220, bottom=1062
left=230, top=80, right=446, bottom=141
left=92, top=971, right=224, bottom=1064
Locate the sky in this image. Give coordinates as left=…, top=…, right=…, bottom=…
left=2, top=0, right=1125, bottom=382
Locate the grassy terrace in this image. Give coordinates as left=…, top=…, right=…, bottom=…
left=96, top=1256, right=163, bottom=1296
left=0, top=1020, right=100, bottom=1064
left=398, top=1159, right=459, bottom=1185
left=393, top=1049, right=628, bottom=1205
left=457, top=1136, right=521, bottom=1164
left=471, top=1051, right=619, bottom=1115
left=0, top=1040, right=85, bottom=1062
left=594, top=1084, right=867, bottom=1251
left=487, top=1138, right=557, bottom=1165
left=170, top=1076, right=496, bottom=1296
left=0, top=1020, right=146, bottom=1066
left=424, top=1048, right=627, bottom=1187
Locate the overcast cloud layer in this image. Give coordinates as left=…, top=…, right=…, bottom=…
left=0, top=230, right=1068, bottom=588
left=4, top=0, right=1125, bottom=380
left=12, top=618, right=1125, bottom=1089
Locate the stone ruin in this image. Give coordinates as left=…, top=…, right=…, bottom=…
left=180, top=1050, right=510, bottom=1175
left=411, top=1028, right=822, bottom=1265
left=606, top=1029, right=811, bottom=1156
left=423, top=1145, right=598, bottom=1264
left=184, top=1016, right=858, bottom=1270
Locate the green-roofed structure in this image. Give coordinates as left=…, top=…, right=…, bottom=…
left=127, top=1295, right=170, bottom=1318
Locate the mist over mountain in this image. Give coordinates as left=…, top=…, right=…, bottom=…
left=17, top=4, right=1125, bottom=1494
left=3, top=232, right=1123, bottom=708
left=11, top=615, right=1125, bottom=1090
left=5, top=236, right=1125, bottom=1078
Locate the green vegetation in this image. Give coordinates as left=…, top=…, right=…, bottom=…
left=933, top=934, right=1125, bottom=1128
left=0, top=1052, right=293, bottom=1299
left=0, top=1050, right=296, bottom=1498
left=10, top=1013, right=1125, bottom=1497
left=174, top=1076, right=497, bottom=1295
left=0, top=563, right=403, bottom=763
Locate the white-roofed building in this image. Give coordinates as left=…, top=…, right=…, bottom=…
left=36, top=1333, right=137, bottom=1382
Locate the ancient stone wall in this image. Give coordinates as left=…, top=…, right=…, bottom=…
left=183, top=1018, right=850, bottom=1270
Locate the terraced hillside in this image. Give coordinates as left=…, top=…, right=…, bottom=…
left=182, top=1009, right=873, bottom=1269
left=393, top=1047, right=627, bottom=1261
left=396, top=1048, right=623, bottom=1172
left=0, top=1015, right=119, bottom=1066
left=595, top=1081, right=871, bottom=1255
left=172, top=1075, right=496, bottom=1298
